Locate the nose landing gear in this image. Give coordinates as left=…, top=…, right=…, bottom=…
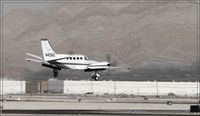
left=91, top=72, right=100, bottom=81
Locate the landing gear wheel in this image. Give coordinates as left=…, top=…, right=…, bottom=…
left=54, top=73, right=58, bottom=77
left=53, top=69, right=58, bottom=78
left=91, top=72, right=100, bottom=81
left=94, top=76, right=99, bottom=81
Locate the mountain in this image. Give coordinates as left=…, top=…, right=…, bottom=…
left=2, top=2, right=198, bottom=81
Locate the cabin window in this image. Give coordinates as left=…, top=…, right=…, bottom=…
left=77, top=57, right=79, bottom=60
left=73, top=57, right=75, bottom=60
left=69, top=57, right=72, bottom=60
left=80, top=57, right=83, bottom=60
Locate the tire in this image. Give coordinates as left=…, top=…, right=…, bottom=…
left=53, top=70, right=58, bottom=77
left=54, top=73, right=58, bottom=77
left=94, top=76, right=99, bottom=81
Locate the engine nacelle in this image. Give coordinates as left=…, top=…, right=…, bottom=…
left=90, top=62, right=109, bottom=66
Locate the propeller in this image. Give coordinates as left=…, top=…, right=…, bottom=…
left=106, top=54, right=117, bottom=67
left=106, top=54, right=111, bottom=63
left=105, top=54, right=118, bottom=76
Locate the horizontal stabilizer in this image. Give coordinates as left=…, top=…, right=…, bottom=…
left=25, top=58, right=43, bottom=63
left=26, top=53, right=43, bottom=60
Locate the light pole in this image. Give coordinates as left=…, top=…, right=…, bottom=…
left=91, top=81, right=93, bottom=93
left=114, top=81, right=116, bottom=95
left=156, top=80, right=158, bottom=96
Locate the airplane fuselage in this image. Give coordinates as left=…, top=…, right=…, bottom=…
left=47, top=54, right=109, bottom=70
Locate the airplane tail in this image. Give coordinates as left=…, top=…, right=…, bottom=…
left=41, top=38, right=57, bottom=61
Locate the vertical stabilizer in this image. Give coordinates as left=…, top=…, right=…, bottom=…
left=41, top=38, right=56, bottom=61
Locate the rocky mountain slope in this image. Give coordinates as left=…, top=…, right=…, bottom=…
left=2, top=2, right=198, bottom=80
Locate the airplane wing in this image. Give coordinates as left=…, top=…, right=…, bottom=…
left=87, top=66, right=119, bottom=70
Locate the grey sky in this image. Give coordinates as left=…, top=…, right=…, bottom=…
left=3, top=2, right=54, bottom=16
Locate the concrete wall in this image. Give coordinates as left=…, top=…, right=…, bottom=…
left=1, top=80, right=198, bottom=96
left=64, top=80, right=199, bottom=96
left=1, top=80, right=25, bottom=94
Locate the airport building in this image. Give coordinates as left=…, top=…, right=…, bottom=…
left=26, top=79, right=64, bottom=94
left=38, top=81, right=48, bottom=93
left=48, top=79, right=64, bottom=93
left=26, top=81, right=39, bottom=94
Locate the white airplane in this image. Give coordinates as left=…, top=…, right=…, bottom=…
left=25, top=38, right=118, bottom=81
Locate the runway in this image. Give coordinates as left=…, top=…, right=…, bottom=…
left=2, top=109, right=200, bottom=116
left=1, top=95, right=200, bottom=115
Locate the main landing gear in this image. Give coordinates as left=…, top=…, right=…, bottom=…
left=53, top=69, right=58, bottom=77
left=91, top=72, right=100, bottom=81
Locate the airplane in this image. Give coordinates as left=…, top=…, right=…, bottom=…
left=25, top=38, right=118, bottom=81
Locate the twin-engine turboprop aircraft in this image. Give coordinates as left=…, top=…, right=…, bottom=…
left=25, top=38, right=118, bottom=81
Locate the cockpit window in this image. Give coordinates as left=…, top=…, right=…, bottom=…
left=85, top=57, right=88, bottom=60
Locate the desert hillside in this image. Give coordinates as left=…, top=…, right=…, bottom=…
left=2, top=2, right=198, bottom=81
